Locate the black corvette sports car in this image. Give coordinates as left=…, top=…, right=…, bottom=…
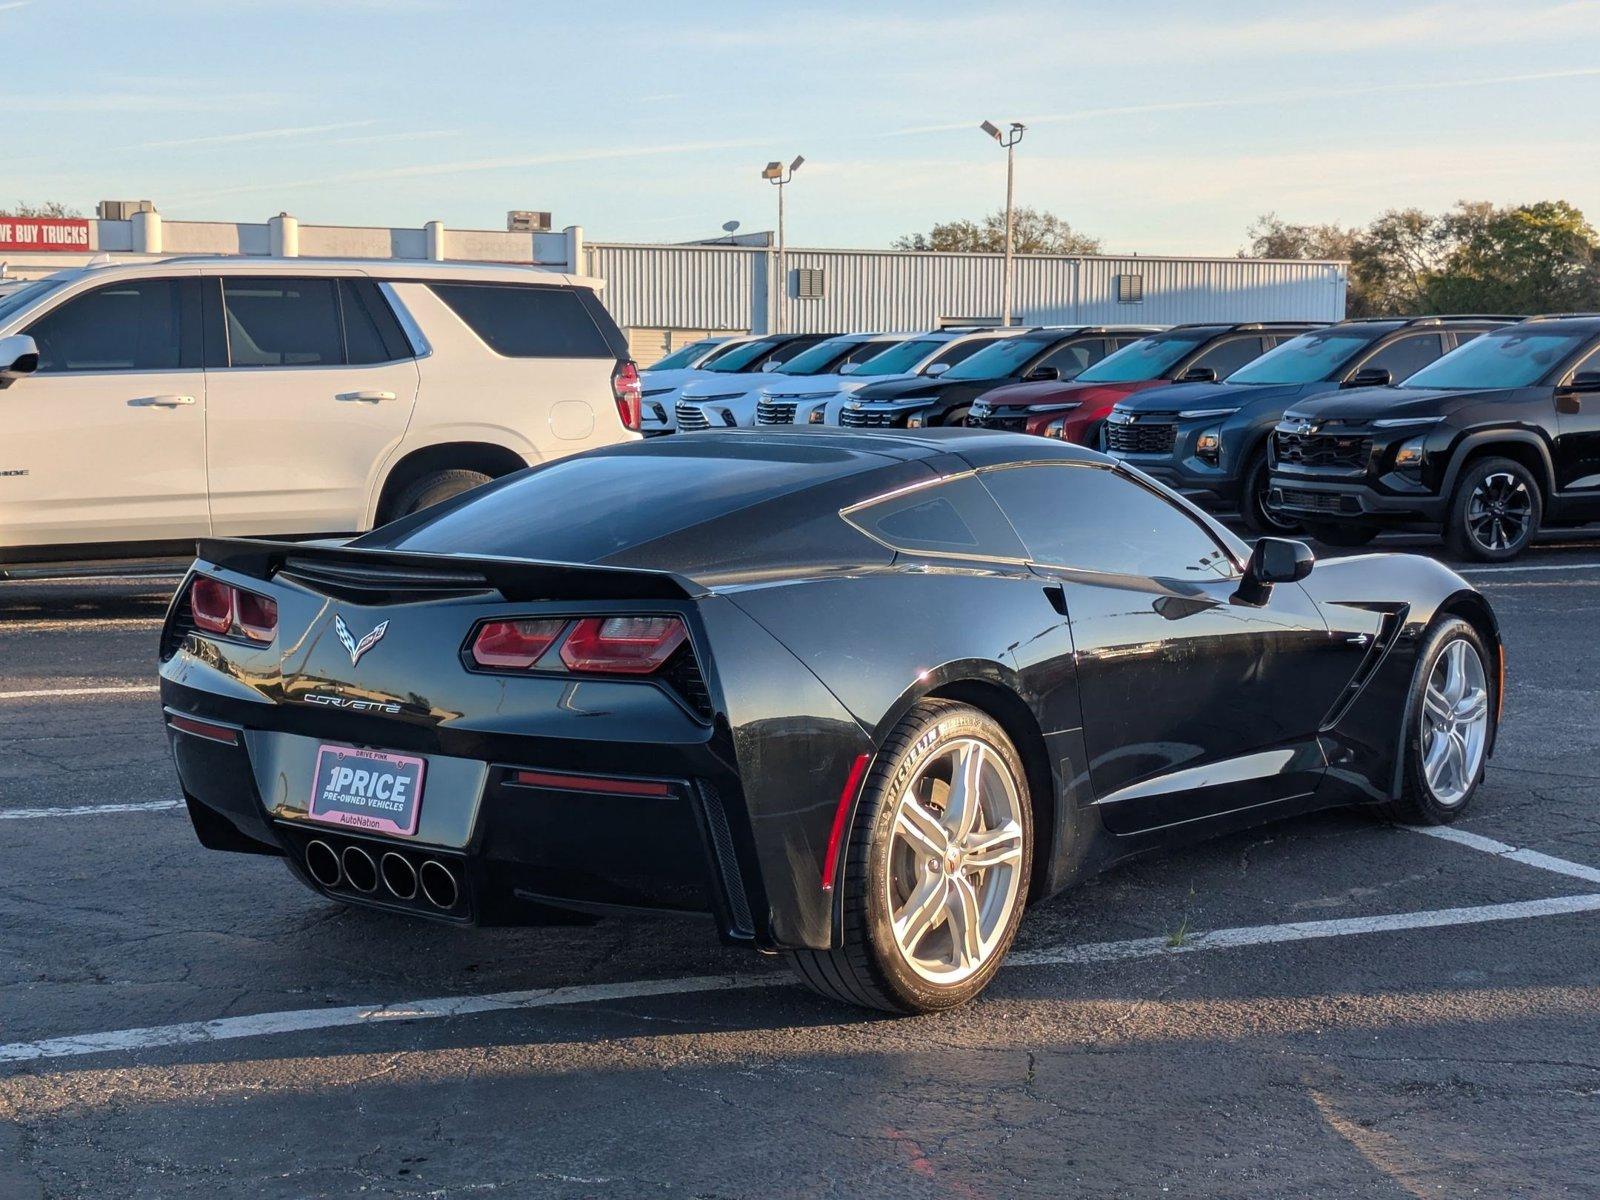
left=160, top=429, right=1502, bottom=1013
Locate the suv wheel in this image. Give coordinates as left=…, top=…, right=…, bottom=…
left=1305, top=522, right=1379, bottom=548
left=1240, top=449, right=1301, bottom=534
left=1445, top=456, right=1541, bottom=562
left=1377, top=618, right=1494, bottom=825
left=787, top=700, right=1032, bottom=1014
left=387, top=468, right=494, bottom=521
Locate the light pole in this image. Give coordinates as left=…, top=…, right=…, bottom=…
left=762, top=155, right=803, bottom=333
left=980, top=120, right=1025, bottom=326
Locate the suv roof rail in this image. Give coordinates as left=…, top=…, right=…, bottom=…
left=1335, top=313, right=1521, bottom=326
left=1230, top=321, right=1328, bottom=330
left=1523, top=312, right=1600, bottom=321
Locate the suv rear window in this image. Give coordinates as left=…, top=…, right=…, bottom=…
left=430, top=284, right=613, bottom=358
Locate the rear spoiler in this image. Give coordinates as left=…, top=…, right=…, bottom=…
left=195, top=538, right=703, bottom=603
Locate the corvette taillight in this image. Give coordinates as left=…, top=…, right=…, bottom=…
left=470, top=618, right=566, bottom=669
left=188, top=576, right=278, bottom=643
left=612, top=360, right=643, bottom=431
left=560, top=616, right=687, bottom=674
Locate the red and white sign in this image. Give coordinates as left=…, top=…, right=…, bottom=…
left=0, top=217, right=91, bottom=253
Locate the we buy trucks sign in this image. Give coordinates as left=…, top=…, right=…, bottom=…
left=0, top=217, right=91, bottom=252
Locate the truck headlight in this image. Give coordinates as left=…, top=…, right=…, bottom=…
left=907, top=414, right=925, bottom=429
left=1044, top=417, right=1067, bottom=439
left=808, top=407, right=827, bottom=424
left=1196, top=426, right=1222, bottom=463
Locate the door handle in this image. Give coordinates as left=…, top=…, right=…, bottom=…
left=130, top=394, right=196, bottom=407
left=337, top=390, right=397, bottom=403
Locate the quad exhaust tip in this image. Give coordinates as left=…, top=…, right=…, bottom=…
left=419, top=860, right=459, bottom=910
left=380, top=852, right=418, bottom=900
left=341, top=845, right=378, bottom=893
left=305, top=840, right=342, bottom=888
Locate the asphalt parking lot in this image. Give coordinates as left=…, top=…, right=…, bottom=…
left=2, top=535, right=1599, bottom=1199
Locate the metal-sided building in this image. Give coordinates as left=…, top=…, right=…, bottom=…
left=0, top=206, right=1348, bottom=364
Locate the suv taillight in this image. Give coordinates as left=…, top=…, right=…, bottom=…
left=612, top=359, right=643, bottom=431
left=188, top=576, right=278, bottom=643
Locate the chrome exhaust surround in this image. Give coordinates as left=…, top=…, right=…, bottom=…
left=419, top=860, right=459, bottom=909
left=305, top=840, right=342, bottom=888
left=341, top=845, right=378, bottom=893
left=380, top=851, right=419, bottom=900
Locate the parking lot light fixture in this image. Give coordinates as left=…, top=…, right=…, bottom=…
left=763, top=155, right=803, bottom=334
left=979, top=120, right=1026, bottom=326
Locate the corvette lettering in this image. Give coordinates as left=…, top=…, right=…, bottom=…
left=304, top=694, right=402, bottom=714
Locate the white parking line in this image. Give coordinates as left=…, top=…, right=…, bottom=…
left=0, top=685, right=158, bottom=701
left=0, top=800, right=181, bottom=821
left=1409, top=825, right=1600, bottom=886
left=1457, top=561, right=1600, bottom=575
left=3, top=892, right=1596, bottom=1065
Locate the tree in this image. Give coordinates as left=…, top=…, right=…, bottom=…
left=893, top=207, right=1102, bottom=255
left=1427, top=201, right=1600, bottom=314
left=1240, top=200, right=1600, bottom=317
left=9, top=201, right=81, bottom=218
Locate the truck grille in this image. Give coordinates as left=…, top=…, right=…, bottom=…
left=756, top=397, right=798, bottom=425
left=1275, top=488, right=1348, bottom=514
left=1104, top=421, right=1176, bottom=455
left=675, top=402, right=710, bottom=431
left=1274, top=430, right=1372, bottom=470
left=839, top=406, right=901, bottom=428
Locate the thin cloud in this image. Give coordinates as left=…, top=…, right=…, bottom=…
left=890, top=67, right=1600, bottom=136
left=0, top=2, right=33, bottom=11
left=172, top=137, right=770, bottom=206
left=139, top=120, right=377, bottom=150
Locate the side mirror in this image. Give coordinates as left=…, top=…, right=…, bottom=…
left=838, top=362, right=859, bottom=375
left=1344, top=366, right=1392, bottom=389
left=1566, top=370, right=1600, bottom=393
left=1025, top=365, right=1061, bottom=382
left=0, top=334, right=39, bottom=388
left=760, top=358, right=779, bottom=372
left=1179, top=366, right=1218, bottom=384
left=924, top=362, right=950, bottom=377
left=1234, top=537, right=1314, bottom=606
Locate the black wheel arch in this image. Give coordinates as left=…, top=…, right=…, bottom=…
left=375, top=442, right=531, bottom=524
left=1438, top=430, right=1557, bottom=502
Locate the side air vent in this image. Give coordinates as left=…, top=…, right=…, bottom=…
left=276, top=557, right=496, bottom=604
left=160, top=579, right=198, bottom=661
left=660, top=644, right=714, bottom=722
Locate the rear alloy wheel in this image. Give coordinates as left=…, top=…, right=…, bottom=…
left=1378, top=618, right=1494, bottom=824
left=387, top=468, right=494, bottom=521
left=787, top=700, right=1032, bottom=1013
left=1445, top=456, right=1541, bottom=562
left=1240, top=450, right=1301, bottom=534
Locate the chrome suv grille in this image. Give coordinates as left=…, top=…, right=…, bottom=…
left=1274, top=430, right=1372, bottom=470
left=756, top=397, right=798, bottom=425
left=1104, top=421, right=1176, bottom=455
left=675, top=402, right=710, bottom=431
left=839, top=406, right=901, bottom=428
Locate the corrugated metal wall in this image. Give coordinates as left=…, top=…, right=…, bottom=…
left=586, top=243, right=1347, bottom=334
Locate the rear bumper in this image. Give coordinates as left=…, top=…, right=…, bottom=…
left=162, top=675, right=760, bottom=942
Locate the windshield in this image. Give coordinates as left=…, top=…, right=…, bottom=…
left=704, top=338, right=788, bottom=372
left=1227, top=330, right=1375, bottom=385
left=851, top=338, right=942, bottom=377
left=942, top=336, right=1053, bottom=381
left=647, top=340, right=719, bottom=370
left=1075, top=333, right=1210, bottom=383
left=0, top=278, right=68, bottom=326
left=776, top=338, right=858, bottom=375
left=1402, top=328, right=1588, bottom=390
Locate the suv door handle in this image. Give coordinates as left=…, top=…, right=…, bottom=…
left=337, top=390, right=397, bottom=403
left=130, top=394, right=196, bottom=407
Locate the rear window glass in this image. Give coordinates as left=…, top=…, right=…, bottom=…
left=374, top=440, right=889, bottom=562
left=844, top=475, right=1027, bottom=559
left=430, top=284, right=611, bottom=358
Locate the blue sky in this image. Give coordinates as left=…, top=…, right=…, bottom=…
left=7, top=0, right=1600, bottom=254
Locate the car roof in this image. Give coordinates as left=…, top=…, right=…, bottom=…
left=654, top=425, right=1108, bottom=466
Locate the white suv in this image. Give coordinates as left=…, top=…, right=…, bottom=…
left=0, top=257, right=640, bottom=567
left=674, top=332, right=903, bottom=430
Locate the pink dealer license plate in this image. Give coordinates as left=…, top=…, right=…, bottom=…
left=307, top=746, right=426, bottom=837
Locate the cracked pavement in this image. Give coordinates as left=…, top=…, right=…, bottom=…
left=1, top=541, right=1599, bottom=1198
